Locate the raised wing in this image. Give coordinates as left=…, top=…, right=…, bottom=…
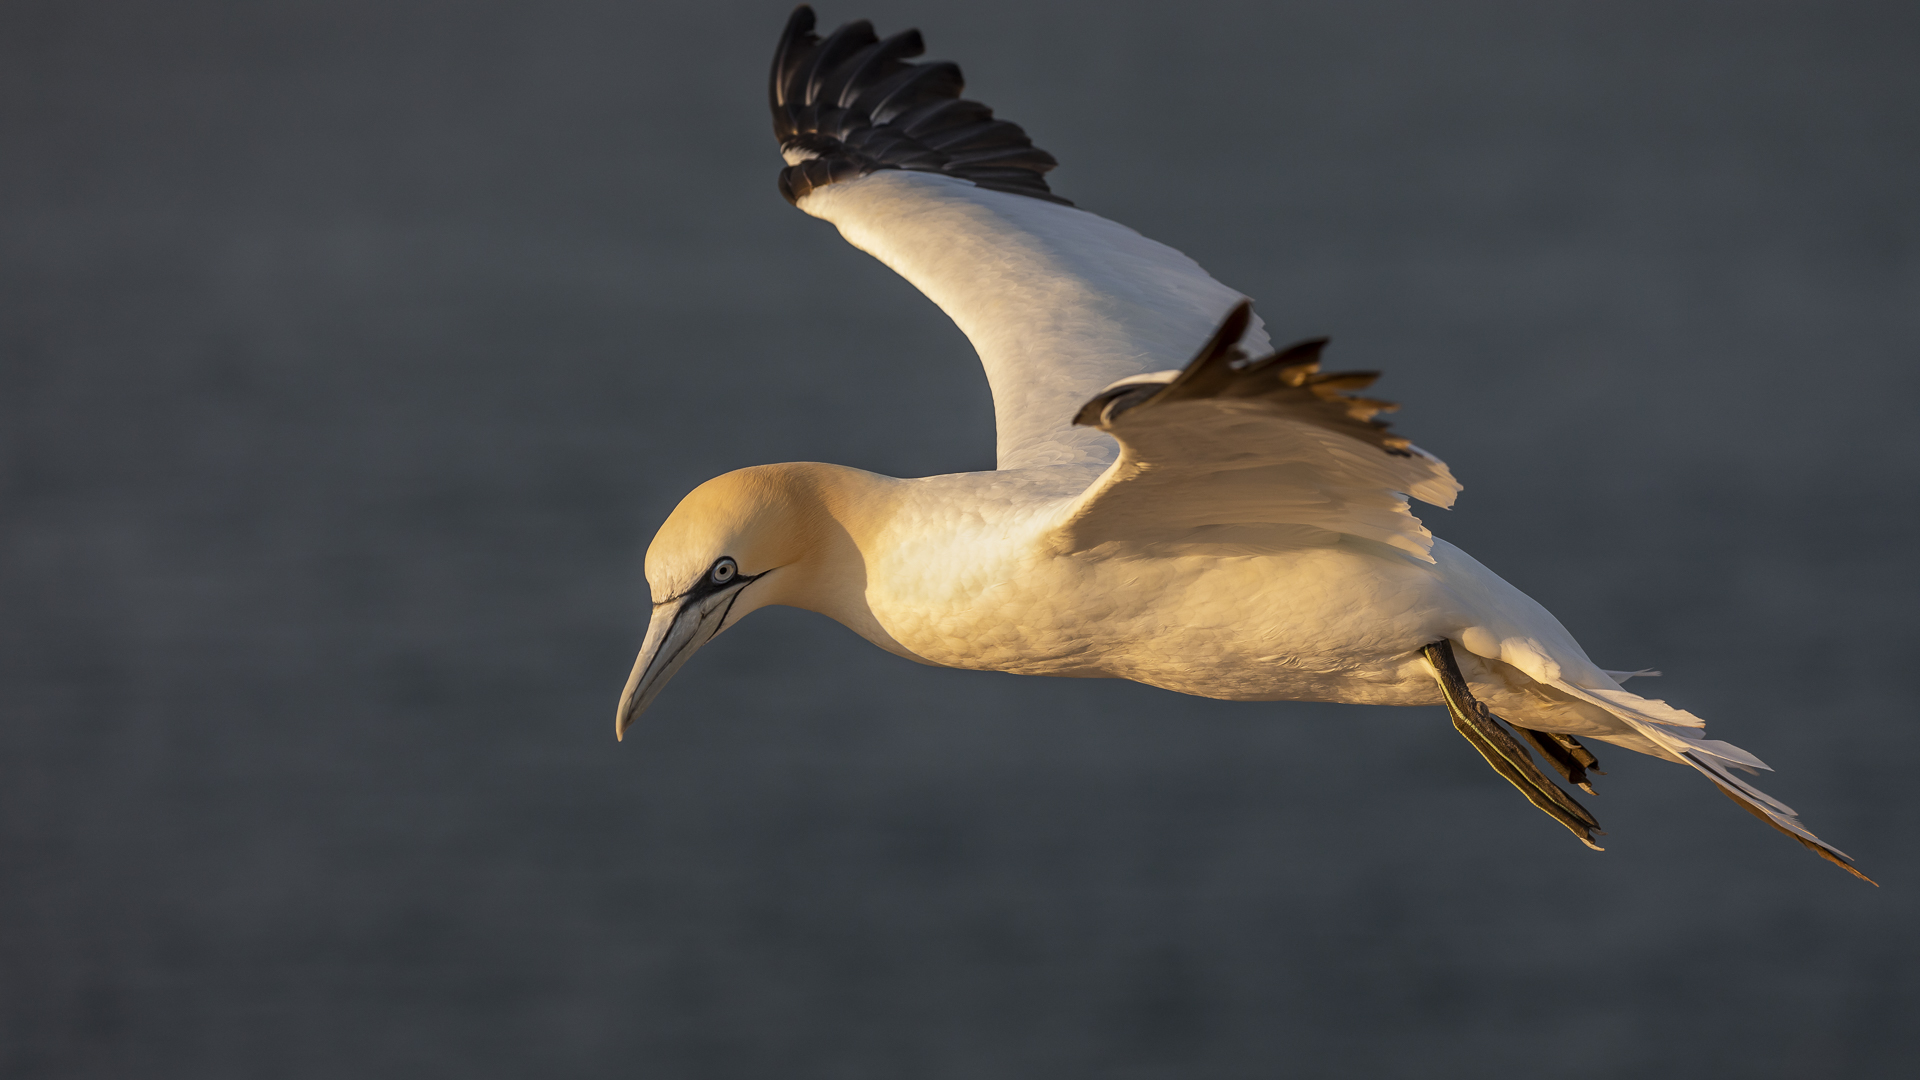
left=1056, top=303, right=1462, bottom=561
left=770, top=5, right=1067, bottom=206
left=770, top=6, right=1269, bottom=469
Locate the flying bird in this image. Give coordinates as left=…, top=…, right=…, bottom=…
left=619, top=5, right=1870, bottom=882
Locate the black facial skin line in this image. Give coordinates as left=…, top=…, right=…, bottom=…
left=659, top=557, right=763, bottom=608
left=649, top=571, right=761, bottom=687
left=667, top=562, right=768, bottom=652
left=714, top=578, right=753, bottom=631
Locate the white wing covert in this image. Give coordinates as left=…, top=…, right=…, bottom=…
left=1056, top=303, right=1462, bottom=561
left=770, top=7, right=1270, bottom=469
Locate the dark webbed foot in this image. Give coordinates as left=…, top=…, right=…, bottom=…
left=1422, top=640, right=1605, bottom=850
left=1514, top=727, right=1604, bottom=795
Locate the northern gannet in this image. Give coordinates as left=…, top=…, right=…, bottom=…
left=618, top=5, right=1869, bottom=882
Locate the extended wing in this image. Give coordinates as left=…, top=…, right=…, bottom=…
left=1056, top=303, right=1461, bottom=561
left=771, top=6, right=1269, bottom=469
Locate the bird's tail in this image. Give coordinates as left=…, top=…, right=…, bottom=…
left=1549, top=680, right=1875, bottom=884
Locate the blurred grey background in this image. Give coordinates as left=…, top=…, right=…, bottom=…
left=4, top=1, right=1917, bottom=1076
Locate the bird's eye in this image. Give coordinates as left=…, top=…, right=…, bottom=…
left=709, top=557, right=738, bottom=585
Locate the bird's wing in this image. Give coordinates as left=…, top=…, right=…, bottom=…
left=1052, top=303, right=1461, bottom=561
left=771, top=6, right=1269, bottom=469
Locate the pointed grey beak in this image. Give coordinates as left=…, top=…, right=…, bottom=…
left=614, top=582, right=750, bottom=740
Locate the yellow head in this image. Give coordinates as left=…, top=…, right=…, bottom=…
left=616, top=462, right=886, bottom=738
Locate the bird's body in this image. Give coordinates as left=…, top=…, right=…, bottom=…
left=620, top=7, right=1868, bottom=880
left=688, top=461, right=1654, bottom=743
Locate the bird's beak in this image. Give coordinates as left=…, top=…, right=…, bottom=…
left=614, top=582, right=750, bottom=740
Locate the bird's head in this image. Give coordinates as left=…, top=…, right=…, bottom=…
left=615, top=463, right=870, bottom=740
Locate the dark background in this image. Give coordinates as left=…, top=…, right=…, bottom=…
left=4, top=1, right=1917, bottom=1076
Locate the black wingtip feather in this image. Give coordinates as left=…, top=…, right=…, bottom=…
left=771, top=7, right=818, bottom=119
left=1078, top=303, right=1416, bottom=459
left=1196, top=301, right=1254, bottom=367
left=770, top=6, right=1071, bottom=206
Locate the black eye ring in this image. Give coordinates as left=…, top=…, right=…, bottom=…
left=709, top=557, right=738, bottom=585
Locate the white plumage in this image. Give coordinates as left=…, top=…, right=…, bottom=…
left=617, top=7, right=1868, bottom=881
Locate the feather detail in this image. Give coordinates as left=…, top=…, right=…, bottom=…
left=770, top=6, right=1068, bottom=205
left=1057, top=302, right=1461, bottom=559
left=1546, top=678, right=1873, bottom=883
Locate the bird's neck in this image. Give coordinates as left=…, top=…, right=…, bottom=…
left=744, top=462, right=922, bottom=659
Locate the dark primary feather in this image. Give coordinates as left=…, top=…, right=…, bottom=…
left=1073, top=301, right=1413, bottom=459
left=770, top=5, right=1070, bottom=206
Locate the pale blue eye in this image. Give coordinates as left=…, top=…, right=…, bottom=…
left=710, top=558, right=738, bottom=584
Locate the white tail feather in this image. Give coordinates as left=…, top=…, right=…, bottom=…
left=1548, top=678, right=1863, bottom=873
